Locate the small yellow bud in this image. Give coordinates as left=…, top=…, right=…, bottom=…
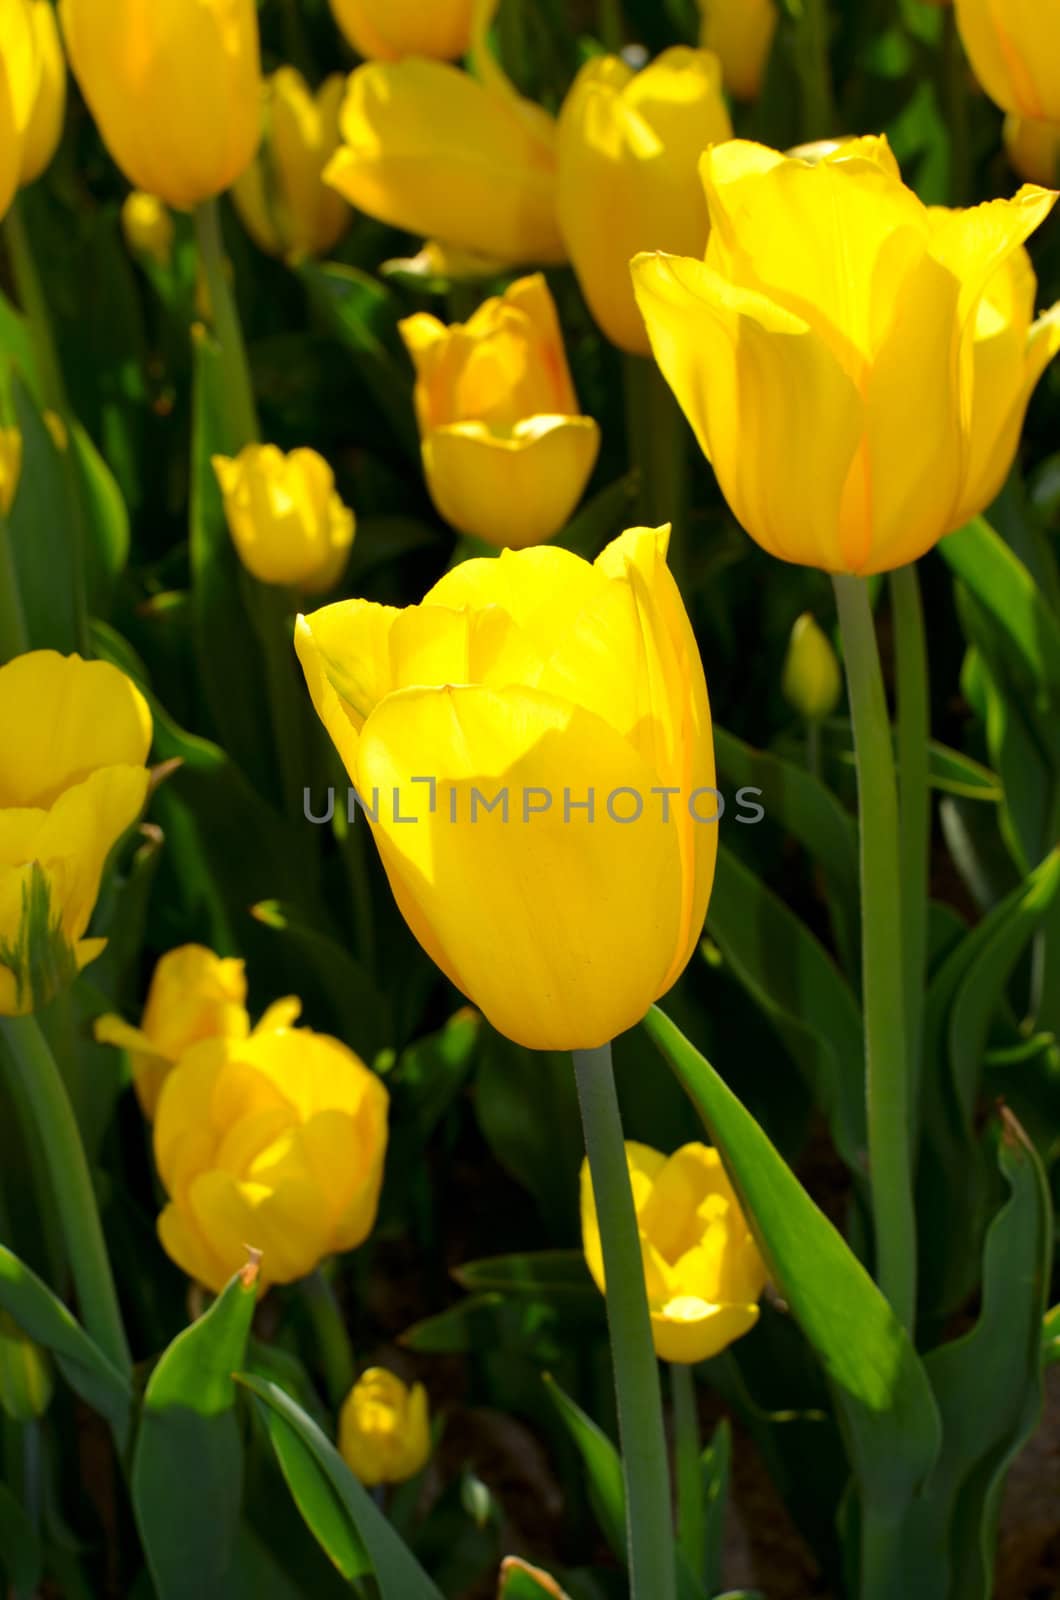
left=782, top=613, right=842, bottom=723
left=338, top=1368, right=431, bottom=1487
left=0, top=427, right=22, bottom=517
left=213, top=444, right=355, bottom=593
left=121, top=191, right=175, bottom=270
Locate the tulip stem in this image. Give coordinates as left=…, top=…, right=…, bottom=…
left=0, top=515, right=28, bottom=661
left=0, top=1014, right=131, bottom=1379
left=248, top=579, right=307, bottom=823
left=671, top=1362, right=706, bottom=1583
left=193, top=199, right=258, bottom=449
left=832, top=574, right=916, bottom=1332
left=302, top=1268, right=356, bottom=1407
left=796, top=0, right=837, bottom=138
left=573, top=1041, right=676, bottom=1600
left=623, top=355, right=690, bottom=594
left=890, top=564, right=929, bottom=1111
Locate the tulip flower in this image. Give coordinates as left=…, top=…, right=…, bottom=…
left=398, top=274, right=600, bottom=547
left=0, top=651, right=152, bottom=1015
left=0, top=428, right=21, bottom=517
left=953, top=0, right=1060, bottom=124
left=153, top=1016, right=389, bottom=1293
left=557, top=49, right=732, bottom=356
left=60, top=0, right=262, bottom=211
left=18, top=0, right=64, bottom=186
left=120, top=192, right=175, bottom=271
left=697, top=0, right=778, bottom=102
left=213, top=445, right=355, bottom=593
left=329, top=0, right=477, bottom=61
left=338, top=1368, right=431, bottom=1486
left=1004, top=115, right=1060, bottom=188
left=0, top=0, right=41, bottom=220
left=581, top=1141, right=767, bottom=1363
left=632, top=136, right=1060, bottom=574
left=94, top=944, right=253, bottom=1119
left=782, top=613, right=842, bottom=722
left=296, top=525, right=717, bottom=1052
left=233, top=69, right=352, bottom=262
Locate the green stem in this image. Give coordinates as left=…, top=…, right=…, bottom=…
left=623, top=354, right=690, bottom=593
left=671, top=1362, right=705, bottom=1582
left=806, top=719, right=821, bottom=782
left=833, top=575, right=916, bottom=1331
left=302, top=1269, right=356, bottom=1407
left=193, top=199, right=258, bottom=449
left=943, top=7, right=972, bottom=204
left=890, top=565, right=929, bottom=1113
left=796, top=0, right=837, bottom=138
left=0, top=1015, right=131, bottom=1378
left=246, top=579, right=307, bottom=823
left=0, top=514, right=28, bottom=660
left=573, top=1042, right=675, bottom=1600
left=4, top=200, right=69, bottom=415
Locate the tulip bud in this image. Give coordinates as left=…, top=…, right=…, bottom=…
left=121, top=192, right=175, bottom=271
left=213, top=445, right=355, bottom=594
left=498, top=1559, right=572, bottom=1599
left=697, top=0, right=779, bottom=102
left=399, top=273, right=600, bottom=548
left=557, top=49, right=732, bottom=355
left=582, top=1141, right=768, bottom=1364
left=782, top=613, right=842, bottom=722
left=0, top=426, right=22, bottom=517
left=0, top=1312, right=53, bottom=1422
left=329, top=0, right=477, bottom=61
left=0, top=0, right=42, bottom=220
left=339, top=1369, right=431, bottom=1487
left=18, top=0, right=65, bottom=186
left=954, top=0, right=1060, bottom=122
left=232, top=69, right=352, bottom=262
left=60, top=0, right=262, bottom=211
left=1004, top=115, right=1060, bottom=188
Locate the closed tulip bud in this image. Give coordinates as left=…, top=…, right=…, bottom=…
left=399, top=274, right=600, bottom=548
left=0, top=1311, right=53, bottom=1422
left=557, top=49, right=732, bottom=355
left=330, top=0, right=477, bottom=61
left=121, top=191, right=175, bottom=270
left=213, top=445, right=355, bottom=594
left=0, top=0, right=41, bottom=220
left=0, top=427, right=22, bottom=516
left=0, top=651, right=152, bottom=1016
left=581, top=1141, right=767, bottom=1364
left=233, top=69, right=352, bottom=262
left=697, top=0, right=778, bottom=102
left=324, top=61, right=565, bottom=266
left=60, top=0, right=262, bottom=211
left=954, top=0, right=1060, bottom=123
left=782, top=613, right=842, bottom=722
left=1004, top=115, right=1060, bottom=188
left=296, top=526, right=717, bottom=1052
left=94, top=944, right=250, bottom=1119
left=338, top=1369, right=431, bottom=1487
left=154, top=1021, right=389, bottom=1293
left=18, top=0, right=65, bottom=186
left=633, top=137, right=1060, bottom=575
left=498, top=1560, right=572, bottom=1599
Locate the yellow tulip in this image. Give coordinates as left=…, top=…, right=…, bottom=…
left=94, top=944, right=251, bottom=1119
left=782, top=613, right=842, bottom=722
left=18, top=0, right=64, bottom=185
left=632, top=137, right=1060, bottom=575
left=581, top=1141, right=768, bottom=1364
left=296, top=526, right=717, bottom=1052
left=1004, top=115, right=1060, bottom=188
left=324, top=61, right=565, bottom=266
left=953, top=0, right=1060, bottom=123
left=0, top=428, right=22, bottom=517
left=0, top=0, right=41, bottom=220
left=329, top=0, right=477, bottom=61
left=338, top=1368, right=431, bottom=1486
left=399, top=274, right=600, bottom=547
left=0, top=651, right=152, bottom=1016
left=233, top=69, right=352, bottom=262
left=213, top=444, right=355, bottom=593
left=121, top=191, right=175, bottom=270
left=557, top=49, right=732, bottom=356
left=153, top=1014, right=389, bottom=1293
left=697, top=0, right=778, bottom=101
left=59, top=0, right=262, bottom=211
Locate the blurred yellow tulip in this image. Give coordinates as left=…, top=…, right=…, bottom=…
left=0, top=651, right=152, bottom=1015
left=154, top=1014, right=389, bottom=1293
left=121, top=192, right=175, bottom=270
left=329, top=0, right=477, bottom=61
left=399, top=274, right=600, bottom=547
left=19, top=0, right=65, bottom=185
left=0, top=428, right=22, bottom=517
left=339, top=1368, right=431, bottom=1486
left=581, top=1141, right=767, bottom=1364
left=233, top=68, right=352, bottom=262
left=782, top=613, right=842, bottom=722
left=632, top=137, right=1060, bottom=574
left=60, top=0, right=262, bottom=211
left=213, top=444, right=355, bottom=593
left=953, top=0, right=1060, bottom=123
left=0, top=0, right=41, bottom=219
left=1004, top=115, right=1060, bottom=188
left=296, top=526, right=717, bottom=1052
left=557, top=49, right=732, bottom=355
left=697, top=0, right=778, bottom=101
left=94, top=944, right=251, bottom=1119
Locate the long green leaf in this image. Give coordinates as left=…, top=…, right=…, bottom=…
left=541, top=1375, right=626, bottom=1564
left=256, top=1398, right=371, bottom=1583
left=940, top=518, right=1060, bottom=697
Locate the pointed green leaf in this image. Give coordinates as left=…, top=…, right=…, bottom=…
left=701, top=1419, right=732, bottom=1597
left=542, top=1375, right=626, bottom=1563
left=255, top=1396, right=371, bottom=1583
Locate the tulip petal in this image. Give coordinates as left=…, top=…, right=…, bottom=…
left=650, top=1299, right=759, bottom=1365
left=929, top=185, right=1059, bottom=325
left=422, top=417, right=600, bottom=548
